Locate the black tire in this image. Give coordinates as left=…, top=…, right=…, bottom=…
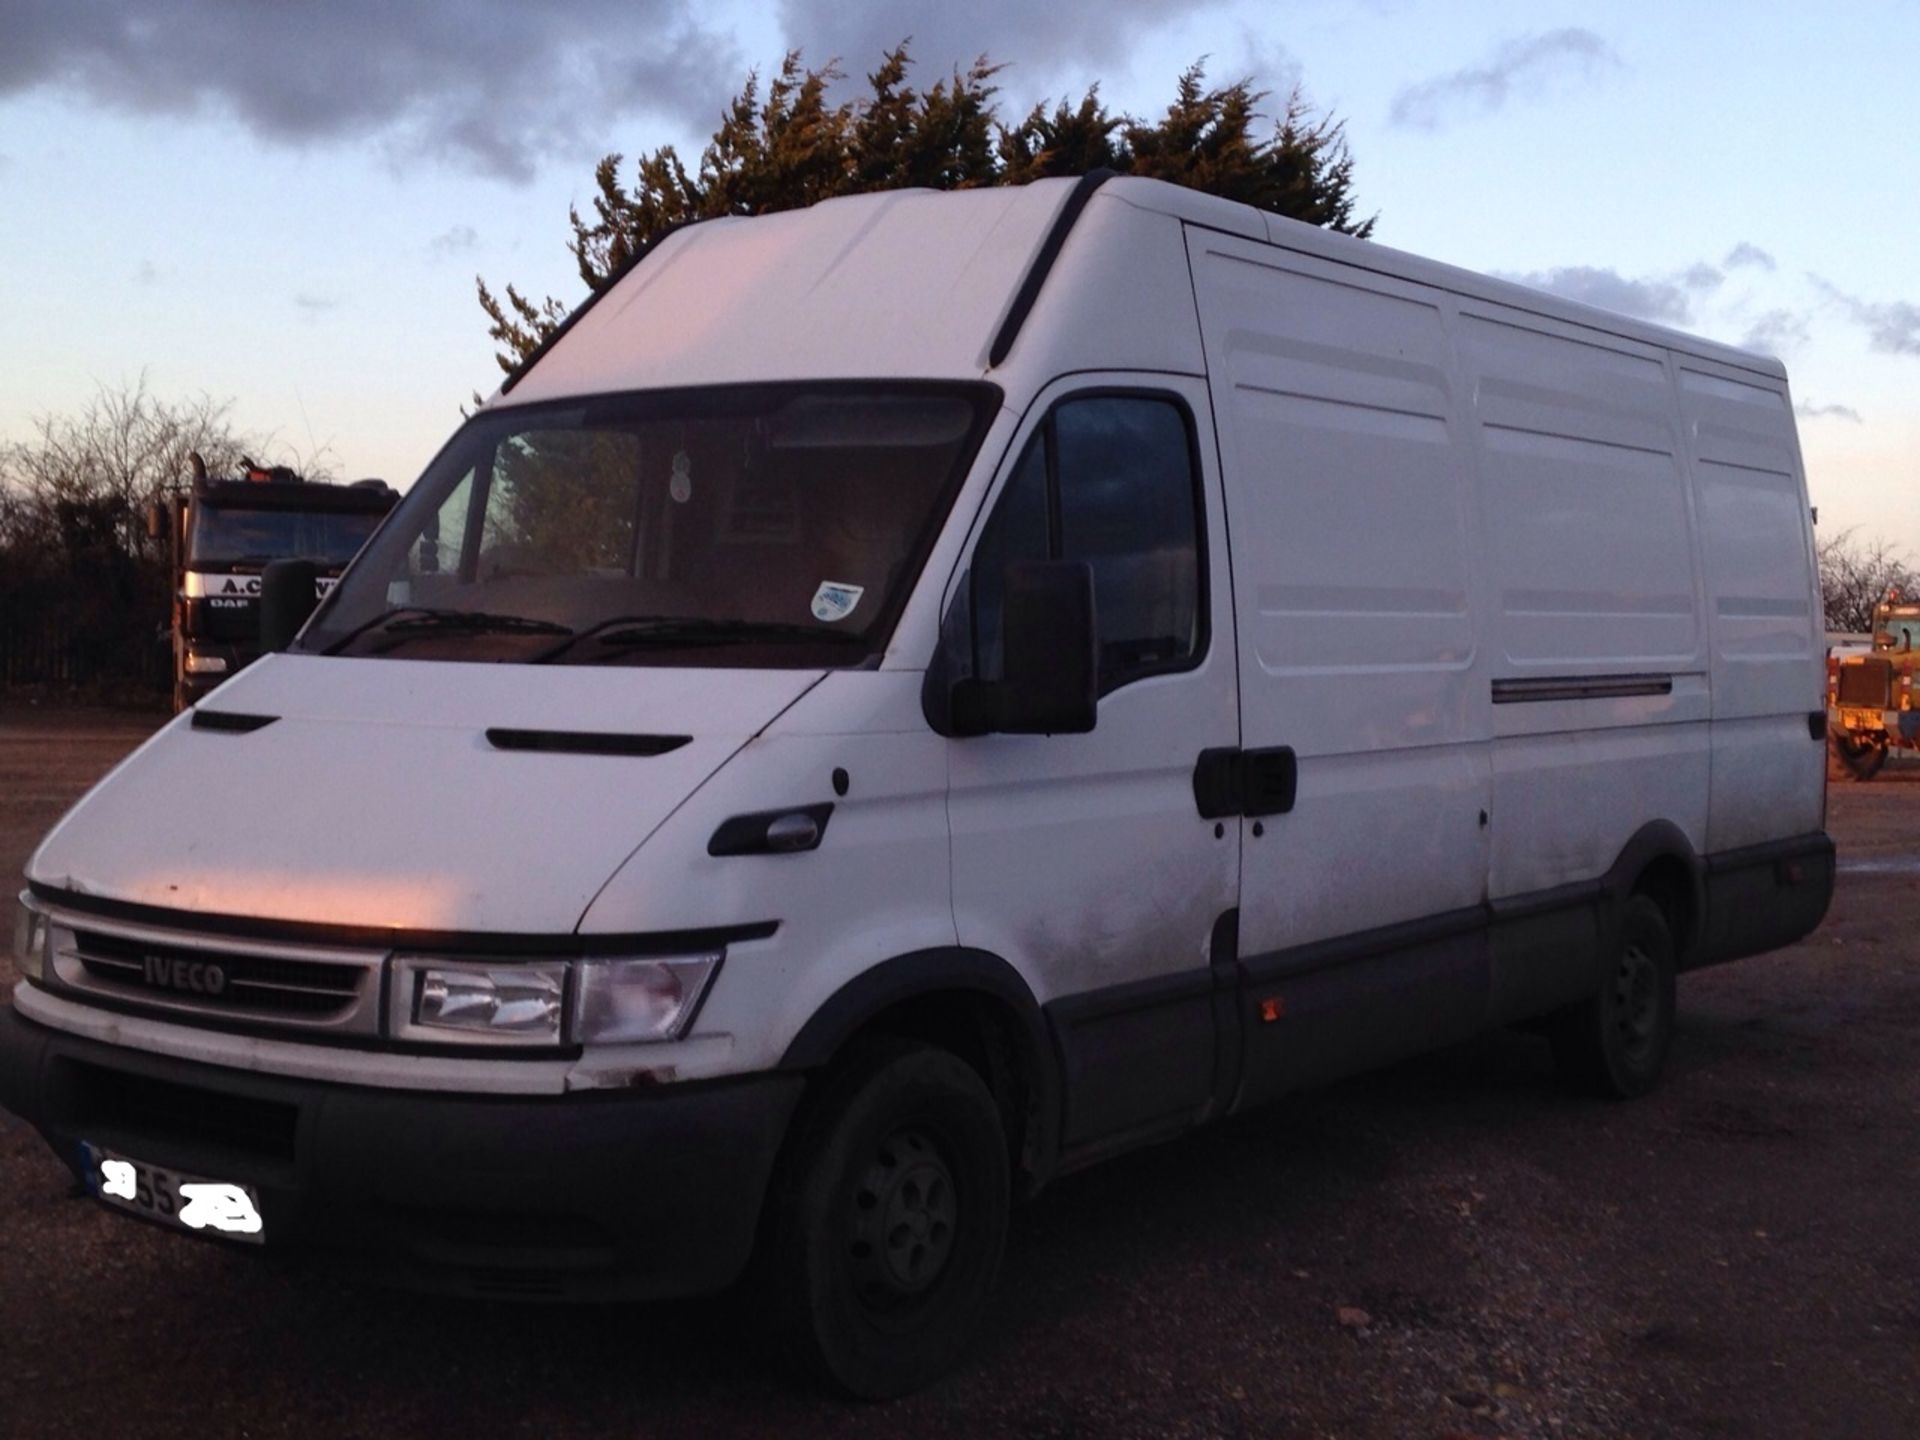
left=1833, top=731, right=1887, bottom=781
left=767, top=1040, right=1009, bottom=1399
left=1551, top=894, right=1677, bottom=1100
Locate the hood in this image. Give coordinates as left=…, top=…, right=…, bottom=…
left=28, top=654, right=822, bottom=934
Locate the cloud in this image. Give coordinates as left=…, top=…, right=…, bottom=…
left=1678, top=262, right=1724, bottom=293
left=1390, top=28, right=1620, bottom=131
left=1796, top=400, right=1863, bottom=423
left=1499, top=261, right=1722, bottom=325
left=1724, top=241, right=1776, bottom=272
left=772, top=0, right=1233, bottom=100
left=0, top=1, right=739, bottom=182
left=1741, top=309, right=1810, bottom=356
left=428, top=224, right=479, bottom=260
left=1812, top=276, right=1920, bottom=356
left=1238, top=29, right=1304, bottom=101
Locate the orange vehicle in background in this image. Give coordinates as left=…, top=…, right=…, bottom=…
left=1830, top=593, right=1920, bottom=779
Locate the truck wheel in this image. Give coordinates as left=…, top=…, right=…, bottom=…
left=768, top=1040, right=1009, bottom=1399
left=1833, top=732, right=1887, bottom=781
left=1551, top=894, right=1677, bottom=1100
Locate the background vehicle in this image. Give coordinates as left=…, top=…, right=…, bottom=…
left=1829, top=595, right=1920, bottom=778
left=149, top=455, right=397, bottom=709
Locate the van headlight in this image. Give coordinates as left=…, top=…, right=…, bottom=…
left=389, top=954, right=720, bottom=1047
left=12, top=894, right=50, bottom=984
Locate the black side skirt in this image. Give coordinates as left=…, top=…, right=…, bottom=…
left=1042, top=831, right=1835, bottom=1149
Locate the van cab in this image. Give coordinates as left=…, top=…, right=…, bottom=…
left=2, top=174, right=1835, bottom=1396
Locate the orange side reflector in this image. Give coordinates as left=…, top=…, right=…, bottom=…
left=1259, top=996, right=1285, bottom=1023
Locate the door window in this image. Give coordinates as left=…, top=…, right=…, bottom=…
left=971, top=394, right=1204, bottom=693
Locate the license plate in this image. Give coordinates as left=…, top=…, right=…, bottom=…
left=80, top=1142, right=266, bottom=1244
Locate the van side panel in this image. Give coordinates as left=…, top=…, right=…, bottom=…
left=1678, top=362, right=1825, bottom=852
left=1187, top=234, right=1489, bottom=928
left=1185, top=228, right=1492, bottom=1102
left=1452, top=306, right=1712, bottom=904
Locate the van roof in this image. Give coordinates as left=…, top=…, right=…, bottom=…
left=493, top=175, right=1783, bottom=409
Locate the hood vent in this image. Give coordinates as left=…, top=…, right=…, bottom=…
left=485, top=728, right=691, bottom=757
left=191, top=710, right=278, bottom=733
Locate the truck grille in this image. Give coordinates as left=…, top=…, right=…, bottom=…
left=1837, top=657, right=1893, bottom=709
left=74, top=930, right=363, bottom=1018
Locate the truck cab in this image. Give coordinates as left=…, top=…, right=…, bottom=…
left=153, top=465, right=397, bottom=709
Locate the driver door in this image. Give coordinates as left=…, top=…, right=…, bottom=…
left=943, top=376, right=1241, bottom=1157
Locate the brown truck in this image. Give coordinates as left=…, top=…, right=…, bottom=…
left=1830, top=596, right=1920, bottom=779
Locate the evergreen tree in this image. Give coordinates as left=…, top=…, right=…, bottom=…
left=479, top=45, right=1375, bottom=375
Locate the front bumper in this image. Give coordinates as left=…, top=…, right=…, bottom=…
left=0, top=1005, right=802, bottom=1301
left=1832, top=706, right=1920, bottom=742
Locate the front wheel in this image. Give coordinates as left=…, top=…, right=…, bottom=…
left=767, top=1040, right=1010, bottom=1399
left=1551, top=894, right=1677, bottom=1099
left=1832, top=730, right=1888, bottom=781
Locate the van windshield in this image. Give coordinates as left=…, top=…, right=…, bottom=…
left=301, top=383, right=999, bottom=667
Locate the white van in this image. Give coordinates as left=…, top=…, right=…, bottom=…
left=3, top=174, right=1834, bottom=1395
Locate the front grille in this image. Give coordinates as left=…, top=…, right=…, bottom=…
left=1837, top=657, right=1893, bottom=709
left=44, top=914, right=387, bottom=1038
left=73, top=930, right=363, bottom=1018
left=68, top=1060, right=298, bottom=1162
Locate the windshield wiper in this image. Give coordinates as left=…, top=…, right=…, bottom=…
left=533, top=615, right=864, bottom=663
left=320, top=606, right=573, bottom=656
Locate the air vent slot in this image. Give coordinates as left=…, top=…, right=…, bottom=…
left=486, top=728, right=690, bottom=757
left=192, top=710, right=278, bottom=733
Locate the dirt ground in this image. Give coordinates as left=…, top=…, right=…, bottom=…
left=1, top=707, right=1916, bottom=1440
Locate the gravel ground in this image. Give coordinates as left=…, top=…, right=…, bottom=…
left=1, top=708, right=1916, bottom=1440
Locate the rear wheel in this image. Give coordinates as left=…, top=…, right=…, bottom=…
left=767, top=1040, right=1009, bottom=1399
left=1552, top=894, right=1677, bottom=1099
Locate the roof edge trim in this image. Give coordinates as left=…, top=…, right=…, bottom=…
left=987, top=169, right=1117, bottom=368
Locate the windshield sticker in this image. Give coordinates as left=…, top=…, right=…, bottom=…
left=670, top=450, right=693, bottom=504
left=810, top=582, right=865, bottom=623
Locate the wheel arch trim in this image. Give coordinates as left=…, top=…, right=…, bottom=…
left=777, top=946, right=1063, bottom=1183
left=1600, top=819, right=1706, bottom=958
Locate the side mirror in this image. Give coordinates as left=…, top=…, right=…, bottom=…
left=952, top=560, right=1098, bottom=736
left=260, top=559, right=320, bottom=653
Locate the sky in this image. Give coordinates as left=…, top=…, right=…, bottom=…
left=1, top=0, right=1915, bottom=554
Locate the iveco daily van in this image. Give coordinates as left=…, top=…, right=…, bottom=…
left=3, top=173, right=1834, bottom=1396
